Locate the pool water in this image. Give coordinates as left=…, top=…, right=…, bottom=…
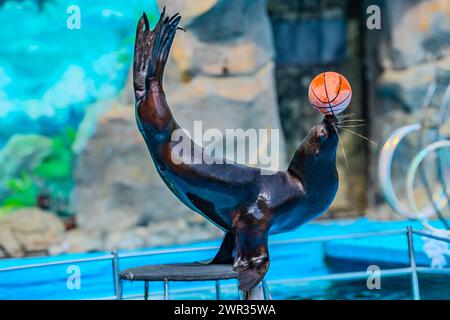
left=278, top=274, right=450, bottom=300
left=131, top=274, right=450, bottom=300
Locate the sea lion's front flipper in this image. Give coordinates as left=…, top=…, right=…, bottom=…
left=196, top=232, right=235, bottom=265
left=209, top=232, right=235, bottom=264
left=233, top=221, right=270, bottom=292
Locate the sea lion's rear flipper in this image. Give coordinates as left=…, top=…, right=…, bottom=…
left=133, top=9, right=181, bottom=102
left=209, top=232, right=235, bottom=264
left=233, top=223, right=270, bottom=292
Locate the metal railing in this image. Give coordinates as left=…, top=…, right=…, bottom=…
left=0, top=226, right=449, bottom=300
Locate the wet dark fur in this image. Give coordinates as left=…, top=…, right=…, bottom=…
left=133, top=10, right=340, bottom=292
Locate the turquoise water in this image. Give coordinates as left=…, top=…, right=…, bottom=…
left=0, top=219, right=449, bottom=300
left=275, top=274, right=450, bottom=300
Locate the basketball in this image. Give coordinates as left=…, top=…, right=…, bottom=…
left=308, top=71, right=352, bottom=116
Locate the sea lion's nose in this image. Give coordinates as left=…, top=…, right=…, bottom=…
left=322, top=115, right=336, bottom=126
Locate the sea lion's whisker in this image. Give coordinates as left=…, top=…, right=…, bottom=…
left=336, top=115, right=367, bottom=124
left=336, top=122, right=366, bottom=127
left=338, top=127, right=377, bottom=146
left=335, top=115, right=366, bottom=122
left=333, top=124, right=349, bottom=169
left=337, top=123, right=366, bottom=128
left=335, top=118, right=366, bottom=128
left=337, top=113, right=356, bottom=120
left=337, top=119, right=366, bottom=123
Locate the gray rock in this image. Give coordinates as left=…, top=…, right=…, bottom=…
left=378, top=60, right=440, bottom=112
left=64, top=228, right=105, bottom=253
left=0, top=208, right=65, bottom=257
left=160, top=0, right=274, bottom=77
left=146, top=216, right=222, bottom=246
left=387, top=0, right=450, bottom=69
left=105, top=228, right=147, bottom=251
left=99, top=216, right=222, bottom=251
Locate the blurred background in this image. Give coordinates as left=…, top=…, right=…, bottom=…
left=0, top=0, right=448, bottom=258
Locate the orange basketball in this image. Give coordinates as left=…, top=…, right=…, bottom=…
left=308, top=71, right=352, bottom=116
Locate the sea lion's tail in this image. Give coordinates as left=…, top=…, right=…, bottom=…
left=133, top=8, right=182, bottom=102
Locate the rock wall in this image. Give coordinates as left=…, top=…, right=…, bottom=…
left=71, top=0, right=286, bottom=250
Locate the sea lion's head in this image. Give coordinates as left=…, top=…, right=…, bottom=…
left=289, top=115, right=339, bottom=176
left=304, top=115, right=339, bottom=159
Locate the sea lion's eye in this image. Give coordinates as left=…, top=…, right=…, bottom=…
left=318, top=128, right=328, bottom=141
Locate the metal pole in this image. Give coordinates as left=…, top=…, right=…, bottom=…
left=407, top=226, right=421, bottom=300
left=0, top=254, right=115, bottom=273
left=412, top=229, right=450, bottom=243
left=111, top=251, right=121, bottom=300
left=144, top=281, right=149, bottom=301
left=118, top=279, right=123, bottom=300
left=215, top=281, right=221, bottom=300
left=164, top=279, right=169, bottom=300
left=262, top=279, right=270, bottom=300
left=237, top=280, right=242, bottom=300
left=113, top=229, right=405, bottom=262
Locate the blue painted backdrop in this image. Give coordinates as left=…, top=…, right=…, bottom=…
left=0, top=0, right=159, bottom=212
left=0, top=0, right=158, bottom=147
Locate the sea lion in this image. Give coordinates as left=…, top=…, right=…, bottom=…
left=133, top=10, right=340, bottom=292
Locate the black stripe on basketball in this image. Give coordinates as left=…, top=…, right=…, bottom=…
left=329, top=75, right=342, bottom=104
left=310, top=93, right=352, bottom=111
left=311, top=91, right=351, bottom=110
left=322, top=73, right=335, bottom=116
left=310, top=86, right=329, bottom=105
